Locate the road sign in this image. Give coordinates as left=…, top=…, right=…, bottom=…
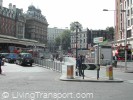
left=93, top=37, right=103, bottom=43
left=82, top=63, right=100, bottom=70
left=82, top=63, right=100, bottom=79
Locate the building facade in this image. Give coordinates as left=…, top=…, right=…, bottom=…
left=0, top=3, right=16, bottom=37
left=71, top=28, right=113, bottom=55
left=25, top=5, right=48, bottom=44
left=47, top=27, right=66, bottom=52
left=114, top=0, right=133, bottom=49
left=0, top=0, right=48, bottom=53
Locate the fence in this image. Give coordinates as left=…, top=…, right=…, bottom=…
left=33, top=58, right=63, bottom=73
left=33, top=57, right=113, bottom=73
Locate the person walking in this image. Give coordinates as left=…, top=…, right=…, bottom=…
left=0, top=56, right=2, bottom=74
left=77, top=56, right=83, bottom=76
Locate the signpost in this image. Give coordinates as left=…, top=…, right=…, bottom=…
left=93, top=37, right=103, bottom=80
left=93, top=37, right=103, bottom=44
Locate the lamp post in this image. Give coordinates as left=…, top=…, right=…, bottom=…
left=103, top=9, right=127, bottom=71
left=74, top=22, right=82, bottom=60
left=76, top=25, right=78, bottom=60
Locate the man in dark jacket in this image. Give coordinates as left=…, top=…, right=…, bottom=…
left=0, top=56, right=2, bottom=74
left=77, top=56, right=83, bottom=76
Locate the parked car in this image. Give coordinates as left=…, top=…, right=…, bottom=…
left=16, top=53, right=34, bottom=66
left=6, top=53, right=18, bottom=63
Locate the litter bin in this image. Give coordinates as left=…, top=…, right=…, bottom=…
left=106, top=65, right=113, bottom=80
left=67, top=65, right=74, bottom=79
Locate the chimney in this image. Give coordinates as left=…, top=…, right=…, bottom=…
left=21, top=8, right=23, bottom=13
left=13, top=5, right=16, bottom=11
left=9, top=3, right=12, bottom=9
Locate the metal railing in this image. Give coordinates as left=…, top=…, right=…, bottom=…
left=33, top=58, right=63, bottom=73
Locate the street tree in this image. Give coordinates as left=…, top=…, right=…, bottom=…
left=55, top=36, right=61, bottom=47
left=70, top=21, right=83, bottom=32
left=61, top=30, right=71, bottom=51
left=106, top=26, right=114, bottom=40
left=55, top=30, right=71, bottom=52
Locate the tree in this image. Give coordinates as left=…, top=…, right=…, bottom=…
left=106, top=26, right=114, bottom=40
left=70, top=21, right=83, bottom=58
left=70, top=21, right=83, bottom=32
left=55, top=30, right=71, bottom=51
left=106, top=26, right=114, bottom=34
left=55, top=36, right=61, bottom=47
left=61, top=30, right=71, bottom=51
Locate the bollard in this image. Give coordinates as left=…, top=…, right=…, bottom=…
left=106, top=65, right=113, bottom=80
left=67, top=65, right=74, bottom=79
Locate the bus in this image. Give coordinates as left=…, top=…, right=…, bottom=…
left=113, top=46, right=132, bottom=61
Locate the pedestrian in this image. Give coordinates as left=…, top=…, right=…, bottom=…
left=77, top=56, right=83, bottom=76
left=0, top=56, right=2, bottom=74
left=114, top=55, right=117, bottom=68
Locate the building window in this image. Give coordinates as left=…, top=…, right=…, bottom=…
left=127, top=0, right=129, bottom=7
left=121, top=13, right=122, bottom=21
left=131, top=8, right=133, bottom=15
left=127, top=10, right=130, bottom=16
left=121, top=23, right=122, bottom=30
left=131, top=18, right=133, bottom=25
left=127, top=30, right=131, bottom=38
left=84, top=39, right=85, bottom=43
left=120, top=32, right=122, bottom=39
left=128, top=20, right=130, bottom=26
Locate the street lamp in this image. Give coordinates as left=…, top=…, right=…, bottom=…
left=74, top=22, right=82, bottom=60
left=103, top=9, right=127, bottom=71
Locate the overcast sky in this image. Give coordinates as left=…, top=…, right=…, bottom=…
left=3, top=0, right=115, bottom=29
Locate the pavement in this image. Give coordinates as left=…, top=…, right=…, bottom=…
left=59, top=62, right=133, bottom=83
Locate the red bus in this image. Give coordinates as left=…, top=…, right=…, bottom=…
left=113, top=45, right=132, bottom=61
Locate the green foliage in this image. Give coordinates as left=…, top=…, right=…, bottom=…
left=61, top=30, right=71, bottom=50
left=55, top=30, right=71, bottom=51
left=55, top=37, right=61, bottom=46
left=70, top=21, right=83, bottom=32
left=106, top=26, right=114, bottom=34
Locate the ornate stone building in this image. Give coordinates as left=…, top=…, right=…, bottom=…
left=25, top=5, right=48, bottom=44
left=0, top=0, right=25, bottom=38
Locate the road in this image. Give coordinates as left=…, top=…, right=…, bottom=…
left=0, top=63, right=133, bottom=100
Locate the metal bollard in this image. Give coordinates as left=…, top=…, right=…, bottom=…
left=106, top=65, right=113, bottom=80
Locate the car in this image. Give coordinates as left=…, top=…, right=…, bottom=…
left=16, top=53, right=34, bottom=66
left=6, top=53, right=18, bottom=63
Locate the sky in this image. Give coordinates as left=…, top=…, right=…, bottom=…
left=3, top=0, right=115, bottom=30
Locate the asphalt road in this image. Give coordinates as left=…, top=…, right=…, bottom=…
left=0, top=63, right=133, bottom=100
